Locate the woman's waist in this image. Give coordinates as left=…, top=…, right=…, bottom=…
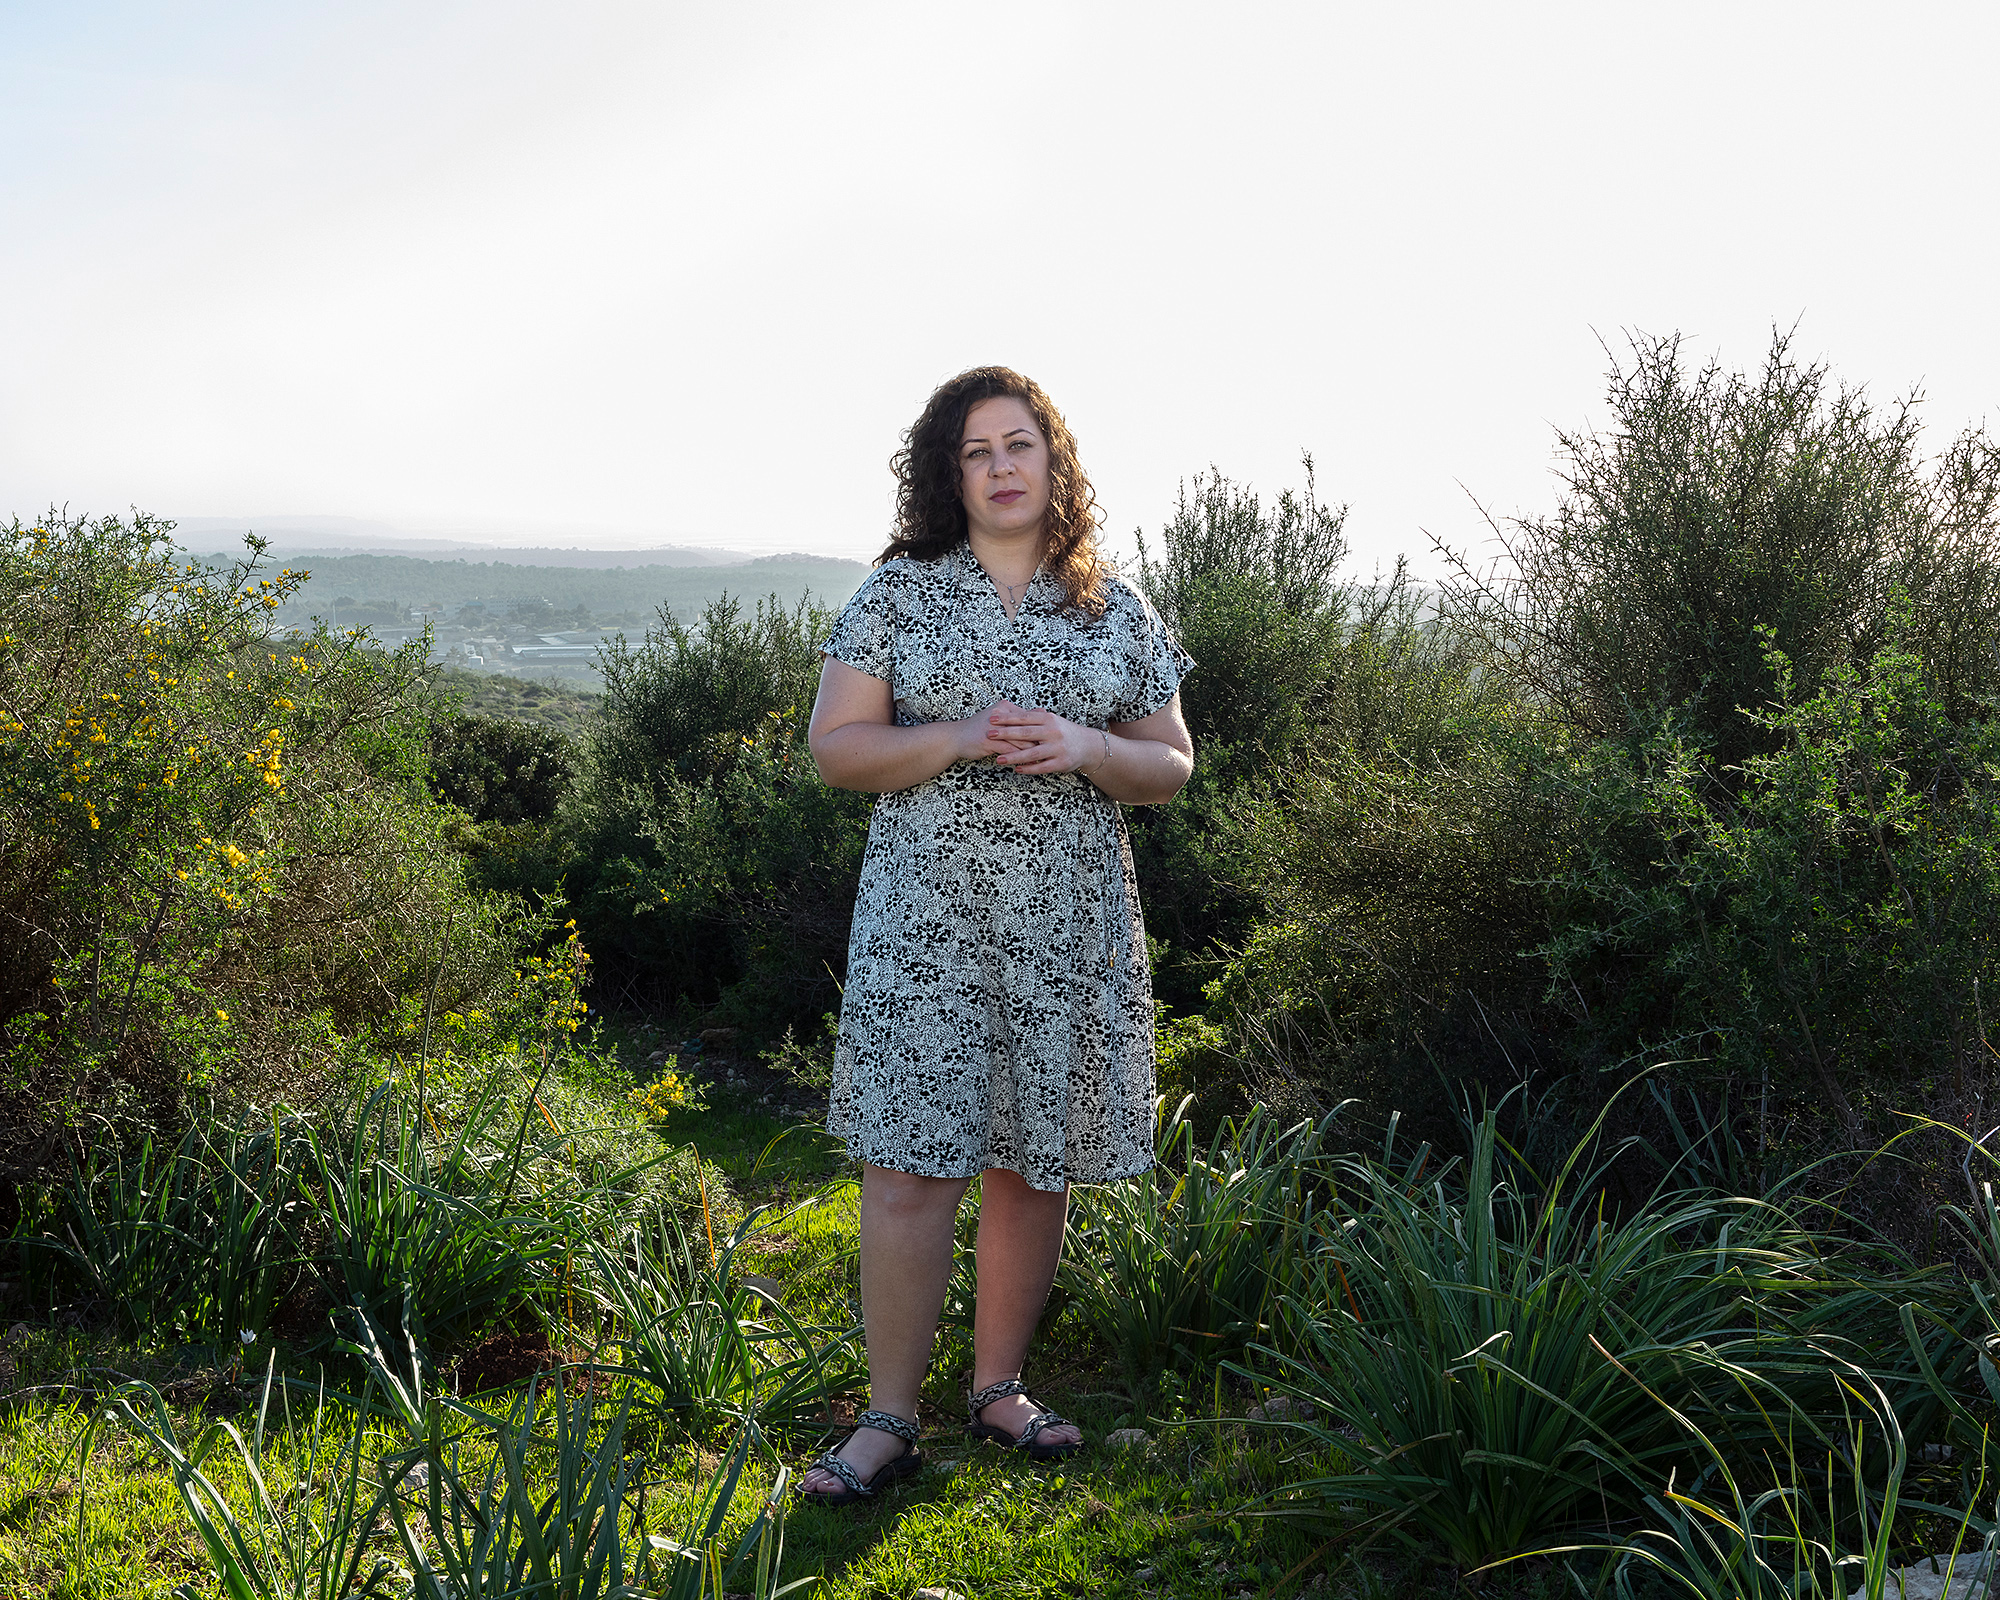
left=894, top=758, right=1108, bottom=801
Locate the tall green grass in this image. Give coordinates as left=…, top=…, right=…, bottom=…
left=587, top=1201, right=865, bottom=1435
left=1057, top=1099, right=1339, bottom=1388
left=75, top=1297, right=811, bottom=1600
left=48, top=1110, right=311, bottom=1340
left=1228, top=1107, right=1954, bottom=1569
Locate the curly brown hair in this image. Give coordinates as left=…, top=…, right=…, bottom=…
left=883, top=366, right=1113, bottom=618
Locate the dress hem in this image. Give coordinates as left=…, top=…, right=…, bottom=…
left=833, top=1132, right=1155, bottom=1193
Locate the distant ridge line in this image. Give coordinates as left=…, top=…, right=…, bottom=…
left=170, top=518, right=873, bottom=570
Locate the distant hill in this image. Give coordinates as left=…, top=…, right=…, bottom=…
left=200, top=549, right=870, bottom=622
left=175, top=516, right=756, bottom=567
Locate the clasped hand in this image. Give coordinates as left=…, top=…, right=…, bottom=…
left=961, top=700, right=1100, bottom=777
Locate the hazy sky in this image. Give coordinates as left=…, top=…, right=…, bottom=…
left=4, top=2, right=1996, bottom=572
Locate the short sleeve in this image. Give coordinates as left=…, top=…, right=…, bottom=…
left=820, top=566, right=895, bottom=682
left=1108, top=586, right=1194, bottom=723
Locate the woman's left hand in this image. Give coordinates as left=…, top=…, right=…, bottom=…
left=987, top=704, right=1102, bottom=776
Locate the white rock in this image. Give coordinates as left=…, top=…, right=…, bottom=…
left=736, top=1274, right=783, bottom=1300
left=1852, top=1553, right=1999, bottom=1599
left=912, top=1589, right=968, bottom=1600
left=1104, top=1427, right=1150, bottom=1449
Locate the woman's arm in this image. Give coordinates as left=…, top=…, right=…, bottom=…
left=988, top=695, right=1194, bottom=805
left=808, top=656, right=1024, bottom=793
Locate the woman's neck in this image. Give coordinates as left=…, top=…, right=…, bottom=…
left=967, top=525, right=1043, bottom=590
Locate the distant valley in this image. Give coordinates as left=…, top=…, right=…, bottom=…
left=187, top=542, right=870, bottom=685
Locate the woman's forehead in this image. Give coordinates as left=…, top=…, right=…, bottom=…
left=962, top=395, right=1038, bottom=441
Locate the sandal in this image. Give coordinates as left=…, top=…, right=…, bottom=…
left=796, top=1409, right=923, bottom=1506
left=966, top=1378, right=1083, bottom=1460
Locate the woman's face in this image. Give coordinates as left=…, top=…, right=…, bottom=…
left=958, top=395, right=1052, bottom=544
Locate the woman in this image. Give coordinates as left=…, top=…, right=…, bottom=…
left=797, top=367, right=1194, bottom=1504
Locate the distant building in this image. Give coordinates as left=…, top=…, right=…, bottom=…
left=510, top=630, right=604, bottom=664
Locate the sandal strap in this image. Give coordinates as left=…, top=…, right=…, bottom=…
left=855, top=1408, right=919, bottom=1445
left=967, top=1378, right=1030, bottom=1416
left=1014, top=1409, right=1070, bottom=1448
left=806, top=1449, right=869, bottom=1497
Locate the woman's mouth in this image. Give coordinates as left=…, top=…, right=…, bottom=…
left=991, top=490, right=1025, bottom=504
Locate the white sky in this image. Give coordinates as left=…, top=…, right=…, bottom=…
left=3, top=1, right=1996, bottom=573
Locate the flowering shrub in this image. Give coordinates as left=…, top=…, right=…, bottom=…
left=627, top=1060, right=693, bottom=1122
left=0, top=512, right=552, bottom=1164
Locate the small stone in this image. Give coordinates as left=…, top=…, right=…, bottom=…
left=912, top=1589, right=968, bottom=1600
left=736, top=1275, right=783, bottom=1301
left=1257, top=1395, right=1312, bottom=1421
left=1851, top=1555, right=1998, bottom=1599
left=646, top=1050, right=667, bottom=1065
left=1105, top=1427, right=1149, bottom=1449
left=5, top=1323, right=29, bottom=1347
left=1133, top=1567, right=1157, bottom=1582
left=701, top=1027, right=740, bottom=1046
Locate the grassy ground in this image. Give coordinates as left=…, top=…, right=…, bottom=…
left=0, top=1031, right=1488, bottom=1599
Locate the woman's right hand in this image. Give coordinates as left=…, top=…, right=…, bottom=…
left=956, top=699, right=1039, bottom=764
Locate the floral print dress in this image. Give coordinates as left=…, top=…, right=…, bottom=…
left=819, top=542, right=1194, bottom=1192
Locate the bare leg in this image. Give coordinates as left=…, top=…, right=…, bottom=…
left=797, top=1163, right=969, bottom=1497
left=969, top=1167, right=1082, bottom=1449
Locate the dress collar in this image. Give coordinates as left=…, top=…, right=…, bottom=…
left=953, top=540, right=1053, bottom=614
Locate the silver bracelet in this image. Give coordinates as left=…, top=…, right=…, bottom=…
left=1079, top=727, right=1113, bottom=779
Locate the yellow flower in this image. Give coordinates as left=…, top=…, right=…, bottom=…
left=216, top=1009, right=229, bottom=1022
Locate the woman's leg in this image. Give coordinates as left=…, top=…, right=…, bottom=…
left=797, top=1162, right=970, bottom=1496
left=968, top=1167, right=1082, bottom=1448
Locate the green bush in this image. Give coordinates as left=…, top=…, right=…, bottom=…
left=1208, top=334, right=2000, bottom=1169
left=1130, top=462, right=1511, bottom=1047
left=595, top=594, right=827, bottom=788
left=1544, top=626, right=2000, bottom=1149
left=28, top=1041, right=723, bottom=1348
left=1200, top=660, right=1547, bottom=1127
left=497, top=593, right=871, bottom=1033
left=427, top=711, right=577, bottom=824
left=1444, top=327, right=2000, bottom=765
left=0, top=511, right=555, bottom=1173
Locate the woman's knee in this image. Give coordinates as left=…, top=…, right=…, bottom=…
left=979, top=1167, right=1069, bottom=1214
left=864, top=1164, right=970, bottom=1219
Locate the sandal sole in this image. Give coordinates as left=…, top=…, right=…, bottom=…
left=966, top=1424, right=1083, bottom=1460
